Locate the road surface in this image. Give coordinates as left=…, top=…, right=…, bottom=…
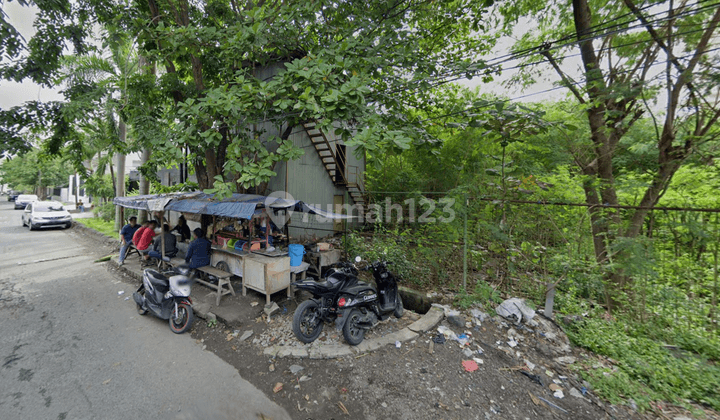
left=0, top=200, right=290, bottom=420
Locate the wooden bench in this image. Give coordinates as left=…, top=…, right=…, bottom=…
left=195, top=265, right=236, bottom=306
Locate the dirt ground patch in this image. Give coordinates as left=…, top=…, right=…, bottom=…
left=71, top=225, right=718, bottom=420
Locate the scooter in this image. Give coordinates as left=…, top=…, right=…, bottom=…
left=292, top=257, right=403, bottom=346
left=133, top=265, right=195, bottom=334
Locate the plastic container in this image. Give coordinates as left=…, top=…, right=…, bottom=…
left=288, top=244, right=305, bottom=267
left=227, top=239, right=238, bottom=249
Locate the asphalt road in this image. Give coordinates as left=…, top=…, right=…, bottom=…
left=0, top=200, right=290, bottom=420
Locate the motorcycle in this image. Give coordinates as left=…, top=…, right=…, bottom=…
left=133, top=265, right=195, bottom=334
left=292, top=256, right=403, bottom=346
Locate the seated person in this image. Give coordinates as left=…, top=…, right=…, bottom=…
left=255, top=218, right=281, bottom=252
left=185, top=228, right=211, bottom=269
left=118, top=216, right=140, bottom=265
left=145, top=224, right=179, bottom=265
left=135, top=220, right=157, bottom=262
left=171, top=215, right=191, bottom=242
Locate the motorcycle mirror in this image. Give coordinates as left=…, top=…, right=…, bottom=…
left=354, top=256, right=362, bottom=263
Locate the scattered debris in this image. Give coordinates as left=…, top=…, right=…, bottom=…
left=250, top=301, right=259, bottom=307
left=447, top=314, right=465, bottom=328
left=569, top=387, right=585, bottom=399
left=432, top=333, right=446, bottom=344
left=239, top=330, right=253, bottom=342
left=269, top=364, right=275, bottom=372
left=289, top=365, right=304, bottom=375
left=496, top=298, right=536, bottom=324
left=470, top=309, right=489, bottom=323
left=462, top=360, right=479, bottom=372
left=555, top=356, right=577, bottom=365
left=519, top=370, right=543, bottom=385
left=337, top=401, right=350, bottom=416
left=117, top=290, right=125, bottom=295
left=273, top=382, right=283, bottom=393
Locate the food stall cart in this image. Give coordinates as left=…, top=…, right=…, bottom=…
left=113, top=191, right=351, bottom=304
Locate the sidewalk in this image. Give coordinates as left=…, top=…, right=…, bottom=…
left=109, top=255, right=444, bottom=359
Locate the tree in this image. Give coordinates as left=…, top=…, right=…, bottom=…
left=497, top=0, right=720, bottom=308
left=0, top=148, right=73, bottom=196
left=3, top=1, right=498, bottom=196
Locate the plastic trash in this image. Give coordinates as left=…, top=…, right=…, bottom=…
left=456, top=333, right=470, bottom=346
left=395, top=341, right=401, bottom=349
left=462, top=360, right=479, bottom=372
left=437, top=325, right=458, bottom=342
left=495, top=298, right=536, bottom=324
left=470, top=308, right=489, bottom=322
left=432, top=334, right=446, bottom=344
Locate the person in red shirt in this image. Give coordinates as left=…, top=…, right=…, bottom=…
left=135, top=221, right=157, bottom=264
left=132, top=221, right=151, bottom=246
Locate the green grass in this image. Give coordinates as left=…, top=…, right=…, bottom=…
left=565, top=315, right=720, bottom=412
left=75, top=218, right=117, bottom=238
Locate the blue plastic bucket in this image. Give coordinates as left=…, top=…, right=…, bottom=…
left=288, top=244, right=305, bottom=267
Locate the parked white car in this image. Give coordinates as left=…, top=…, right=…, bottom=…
left=21, top=201, right=73, bottom=230
left=14, top=194, right=38, bottom=210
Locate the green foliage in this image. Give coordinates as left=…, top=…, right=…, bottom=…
left=75, top=217, right=117, bottom=238
left=0, top=149, right=73, bottom=193
left=455, top=281, right=502, bottom=310
left=567, top=317, right=720, bottom=411
left=92, top=202, right=116, bottom=222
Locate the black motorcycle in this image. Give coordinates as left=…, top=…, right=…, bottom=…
left=133, top=266, right=194, bottom=334
left=292, top=257, right=403, bottom=346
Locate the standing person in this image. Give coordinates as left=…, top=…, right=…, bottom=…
left=185, top=228, right=211, bottom=269
left=78, top=199, right=84, bottom=213
left=147, top=224, right=179, bottom=264
left=171, top=215, right=191, bottom=242
left=118, top=216, right=140, bottom=266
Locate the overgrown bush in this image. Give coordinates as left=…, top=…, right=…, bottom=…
left=93, top=202, right=115, bottom=222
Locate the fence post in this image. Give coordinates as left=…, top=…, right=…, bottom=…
left=463, top=195, right=468, bottom=293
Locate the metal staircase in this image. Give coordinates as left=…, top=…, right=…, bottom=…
left=302, top=121, right=366, bottom=209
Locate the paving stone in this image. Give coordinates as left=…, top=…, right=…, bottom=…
left=407, top=307, right=444, bottom=333
left=353, top=339, right=384, bottom=353
left=278, top=347, right=309, bottom=358
left=263, top=346, right=280, bottom=356
left=317, top=345, right=353, bottom=359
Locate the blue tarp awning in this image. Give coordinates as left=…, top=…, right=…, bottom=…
left=112, top=191, right=354, bottom=220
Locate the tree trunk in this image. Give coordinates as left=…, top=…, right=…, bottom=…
left=138, top=148, right=151, bottom=222
left=114, top=120, right=127, bottom=231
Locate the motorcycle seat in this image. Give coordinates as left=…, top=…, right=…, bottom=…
left=315, top=278, right=345, bottom=293
left=146, top=269, right=170, bottom=291
left=343, top=282, right=374, bottom=295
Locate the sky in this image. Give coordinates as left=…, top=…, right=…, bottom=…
left=0, top=3, right=567, bottom=111
left=0, top=1, right=64, bottom=109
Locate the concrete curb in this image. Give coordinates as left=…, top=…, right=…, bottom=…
left=263, top=306, right=444, bottom=359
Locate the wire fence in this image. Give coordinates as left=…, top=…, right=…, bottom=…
left=347, top=191, right=718, bottom=337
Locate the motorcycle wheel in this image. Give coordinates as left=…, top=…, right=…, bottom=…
left=342, top=309, right=365, bottom=346
left=292, top=300, right=324, bottom=343
left=169, top=302, right=194, bottom=334
left=136, top=289, right=148, bottom=315
left=394, top=294, right=404, bottom=318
